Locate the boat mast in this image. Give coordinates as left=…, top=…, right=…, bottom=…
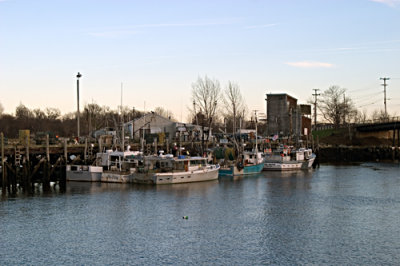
left=142, top=101, right=145, bottom=152
left=254, top=110, right=258, bottom=153
left=121, top=83, right=124, bottom=151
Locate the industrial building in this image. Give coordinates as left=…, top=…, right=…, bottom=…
left=266, top=93, right=311, bottom=140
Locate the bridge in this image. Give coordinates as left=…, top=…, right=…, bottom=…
left=314, top=117, right=400, bottom=132
left=356, top=118, right=400, bottom=132
left=314, top=117, right=400, bottom=146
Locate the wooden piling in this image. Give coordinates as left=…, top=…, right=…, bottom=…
left=43, top=159, right=50, bottom=192
left=84, top=138, right=88, bottom=162
left=398, top=129, right=400, bottom=147
left=64, top=139, right=68, bottom=162
left=13, top=160, right=19, bottom=194
left=43, top=134, right=51, bottom=192
left=1, top=132, right=5, bottom=192
left=4, top=162, right=8, bottom=193
left=46, top=134, right=50, bottom=162
left=25, top=134, right=29, bottom=162
left=23, top=159, right=31, bottom=192
left=59, top=156, right=66, bottom=193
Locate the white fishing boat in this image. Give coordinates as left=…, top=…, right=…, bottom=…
left=66, top=164, right=103, bottom=182
left=133, top=153, right=220, bottom=185
left=97, top=149, right=143, bottom=183
left=263, top=147, right=316, bottom=171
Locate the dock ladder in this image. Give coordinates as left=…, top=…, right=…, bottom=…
left=15, top=147, right=21, bottom=166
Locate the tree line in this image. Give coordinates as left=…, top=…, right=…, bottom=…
left=0, top=103, right=145, bottom=138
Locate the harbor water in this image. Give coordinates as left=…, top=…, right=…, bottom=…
left=1, top=163, right=400, bottom=265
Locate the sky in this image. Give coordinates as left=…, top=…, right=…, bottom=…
left=0, top=0, right=399, bottom=122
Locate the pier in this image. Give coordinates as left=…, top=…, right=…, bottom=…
left=0, top=131, right=223, bottom=195
left=1, top=133, right=69, bottom=195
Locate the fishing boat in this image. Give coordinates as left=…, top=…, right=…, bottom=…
left=219, top=150, right=264, bottom=176
left=263, top=147, right=316, bottom=171
left=219, top=111, right=265, bottom=176
left=66, top=164, right=103, bottom=182
left=133, top=153, right=220, bottom=185
left=98, top=149, right=143, bottom=183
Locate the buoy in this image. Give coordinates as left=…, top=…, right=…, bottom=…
left=183, top=216, right=188, bottom=219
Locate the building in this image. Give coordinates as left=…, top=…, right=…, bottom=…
left=266, top=93, right=311, bottom=139
left=125, top=112, right=207, bottom=144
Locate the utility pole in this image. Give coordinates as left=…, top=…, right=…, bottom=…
left=380, top=77, right=390, bottom=118
left=312, top=89, right=320, bottom=129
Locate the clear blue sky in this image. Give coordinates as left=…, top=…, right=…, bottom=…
left=1, top=0, right=399, bottom=121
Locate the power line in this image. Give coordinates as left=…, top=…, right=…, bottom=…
left=352, top=92, right=382, bottom=102
left=358, top=100, right=381, bottom=108
left=347, top=87, right=376, bottom=93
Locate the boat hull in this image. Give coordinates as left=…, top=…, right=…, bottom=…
left=219, top=162, right=264, bottom=176
left=101, top=171, right=133, bottom=183
left=263, top=161, right=302, bottom=171
left=135, top=165, right=220, bottom=185
left=66, top=165, right=103, bottom=182
left=263, top=154, right=316, bottom=171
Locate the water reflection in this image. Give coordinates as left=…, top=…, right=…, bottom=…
left=154, top=180, right=218, bottom=197
left=66, top=181, right=133, bottom=195
left=2, top=164, right=400, bottom=264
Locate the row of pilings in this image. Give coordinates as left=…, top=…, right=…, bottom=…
left=1, top=155, right=67, bottom=196
left=0, top=133, right=77, bottom=196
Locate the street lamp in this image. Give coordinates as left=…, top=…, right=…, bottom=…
left=76, top=72, right=82, bottom=140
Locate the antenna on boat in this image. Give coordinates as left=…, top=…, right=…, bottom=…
left=253, top=110, right=258, bottom=153
left=121, top=82, right=124, bottom=151
left=142, top=101, right=146, bottom=153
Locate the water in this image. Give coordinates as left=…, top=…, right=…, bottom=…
left=1, top=163, right=400, bottom=265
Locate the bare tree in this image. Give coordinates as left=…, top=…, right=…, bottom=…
left=154, top=106, right=176, bottom=121
left=223, top=81, right=247, bottom=135
left=45, top=108, right=61, bottom=120
left=191, top=76, right=221, bottom=135
left=371, top=109, right=389, bottom=122
left=319, top=86, right=357, bottom=128
left=0, top=102, right=4, bottom=116
left=33, top=108, right=46, bottom=119
left=15, top=103, right=33, bottom=120
left=354, top=109, right=368, bottom=124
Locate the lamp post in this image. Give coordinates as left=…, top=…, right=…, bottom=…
left=76, top=72, right=82, bottom=140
